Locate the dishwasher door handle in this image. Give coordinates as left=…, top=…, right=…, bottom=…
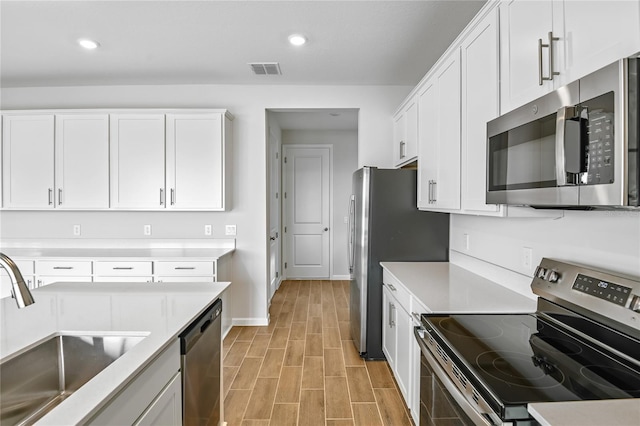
left=200, top=318, right=212, bottom=333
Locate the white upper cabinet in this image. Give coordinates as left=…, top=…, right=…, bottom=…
left=110, top=114, right=166, bottom=209
left=558, top=0, right=640, bottom=85
left=500, top=0, right=640, bottom=113
left=460, top=8, right=503, bottom=215
left=499, top=0, right=556, bottom=112
left=55, top=114, right=109, bottom=209
left=392, top=97, right=418, bottom=168
left=2, top=114, right=55, bottom=208
left=166, top=113, right=230, bottom=210
left=417, top=50, right=461, bottom=212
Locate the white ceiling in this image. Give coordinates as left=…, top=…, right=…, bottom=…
left=0, top=0, right=486, bottom=88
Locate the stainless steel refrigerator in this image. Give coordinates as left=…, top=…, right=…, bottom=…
left=348, top=167, right=449, bottom=360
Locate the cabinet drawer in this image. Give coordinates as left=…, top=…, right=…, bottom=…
left=94, top=276, right=153, bottom=283
left=36, top=260, right=92, bottom=275
left=382, top=270, right=411, bottom=312
left=94, top=261, right=153, bottom=276
left=0, top=260, right=34, bottom=276
left=156, top=276, right=215, bottom=283
left=154, top=261, right=214, bottom=276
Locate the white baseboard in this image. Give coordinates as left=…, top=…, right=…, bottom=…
left=232, top=317, right=269, bottom=326
left=332, top=275, right=350, bottom=280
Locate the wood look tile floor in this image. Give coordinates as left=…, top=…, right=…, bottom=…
left=223, top=280, right=414, bottom=426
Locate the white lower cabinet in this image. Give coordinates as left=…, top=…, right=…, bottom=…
left=88, top=341, right=180, bottom=425
left=382, top=285, right=397, bottom=369
left=381, top=282, right=411, bottom=407
left=134, top=372, right=182, bottom=426
left=382, top=270, right=425, bottom=424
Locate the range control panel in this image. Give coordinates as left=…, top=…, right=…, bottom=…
left=572, top=273, right=631, bottom=306
left=531, top=258, right=640, bottom=332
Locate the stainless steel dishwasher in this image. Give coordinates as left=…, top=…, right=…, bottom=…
left=180, top=298, right=222, bottom=426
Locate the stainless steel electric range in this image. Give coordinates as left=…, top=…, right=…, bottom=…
left=414, top=258, right=640, bottom=425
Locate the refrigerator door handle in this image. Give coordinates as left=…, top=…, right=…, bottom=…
left=348, top=195, right=355, bottom=272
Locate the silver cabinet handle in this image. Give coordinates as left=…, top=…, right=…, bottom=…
left=538, top=31, right=559, bottom=85
left=432, top=180, right=437, bottom=203
left=58, top=188, right=62, bottom=205
left=547, top=31, right=560, bottom=82
left=160, top=188, right=165, bottom=205
left=175, top=266, right=196, bottom=270
left=53, top=266, right=74, bottom=270
left=390, top=303, right=396, bottom=327
left=388, top=284, right=397, bottom=292
left=399, top=141, right=406, bottom=159
left=170, top=188, right=175, bottom=205
left=48, top=188, right=53, bottom=205
left=538, top=37, right=544, bottom=86
left=113, top=267, right=133, bottom=270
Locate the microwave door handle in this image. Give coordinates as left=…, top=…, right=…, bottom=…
left=555, top=106, right=576, bottom=186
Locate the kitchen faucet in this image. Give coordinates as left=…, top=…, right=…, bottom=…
left=0, top=252, right=35, bottom=308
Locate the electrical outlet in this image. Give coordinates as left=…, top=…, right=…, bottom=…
left=204, top=225, right=212, bottom=236
left=225, top=225, right=237, bottom=236
left=463, top=233, right=470, bottom=251
left=73, top=225, right=81, bottom=236
left=144, top=224, right=152, bottom=236
left=522, top=247, right=533, bottom=270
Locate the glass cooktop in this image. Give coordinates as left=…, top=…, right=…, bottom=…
left=422, top=313, right=640, bottom=407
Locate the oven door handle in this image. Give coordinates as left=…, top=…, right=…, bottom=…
left=413, top=328, right=497, bottom=426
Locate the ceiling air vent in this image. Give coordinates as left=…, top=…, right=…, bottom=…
left=249, top=62, right=282, bottom=76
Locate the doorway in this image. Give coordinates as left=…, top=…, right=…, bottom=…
left=266, top=109, right=358, bottom=298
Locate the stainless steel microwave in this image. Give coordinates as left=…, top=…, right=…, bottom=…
left=486, top=58, right=639, bottom=208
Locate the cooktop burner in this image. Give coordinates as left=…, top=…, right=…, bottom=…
left=423, top=313, right=640, bottom=406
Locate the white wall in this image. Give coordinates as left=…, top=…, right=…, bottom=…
left=281, top=129, right=358, bottom=279
left=450, top=210, right=640, bottom=297
left=0, top=83, right=410, bottom=324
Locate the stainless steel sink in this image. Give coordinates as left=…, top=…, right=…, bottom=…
left=0, top=333, right=146, bottom=425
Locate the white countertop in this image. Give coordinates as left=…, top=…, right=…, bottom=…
left=0, top=280, right=230, bottom=424
left=380, top=261, right=537, bottom=313
left=529, top=399, right=640, bottom=426
left=2, top=247, right=234, bottom=261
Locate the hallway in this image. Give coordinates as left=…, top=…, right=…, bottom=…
left=222, top=280, right=413, bottom=425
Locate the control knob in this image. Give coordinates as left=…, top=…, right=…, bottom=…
left=535, top=266, right=547, bottom=279
left=630, top=295, right=640, bottom=313
left=547, top=270, right=560, bottom=283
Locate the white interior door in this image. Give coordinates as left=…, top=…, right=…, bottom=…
left=283, top=146, right=331, bottom=279
left=268, top=127, right=282, bottom=299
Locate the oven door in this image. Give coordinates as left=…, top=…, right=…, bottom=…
left=414, top=328, right=495, bottom=426
left=486, top=81, right=581, bottom=207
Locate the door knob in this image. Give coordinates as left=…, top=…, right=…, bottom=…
left=270, top=236, right=276, bottom=241
left=324, top=227, right=329, bottom=231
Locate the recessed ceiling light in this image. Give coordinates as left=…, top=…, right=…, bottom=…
left=288, top=34, right=307, bottom=46
left=78, top=39, right=100, bottom=50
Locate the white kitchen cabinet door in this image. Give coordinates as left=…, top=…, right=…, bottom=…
left=2, top=114, right=55, bottom=208
left=392, top=97, right=418, bottom=168
left=500, top=0, right=556, bottom=113
left=134, top=373, right=181, bottom=426
left=417, top=81, right=437, bottom=209
left=110, top=114, right=166, bottom=209
left=460, top=8, right=503, bottom=215
left=417, top=51, right=462, bottom=212
left=166, top=113, right=228, bottom=210
left=381, top=285, right=397, bottom=370
left=558, top=0, right=640, bottom=85
left=55, top=114, right=110, bottom=209
left=394, top=305, right=412, bottom=404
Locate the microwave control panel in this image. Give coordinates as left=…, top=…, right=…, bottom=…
left=583, top=92, right=615, bottom=185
